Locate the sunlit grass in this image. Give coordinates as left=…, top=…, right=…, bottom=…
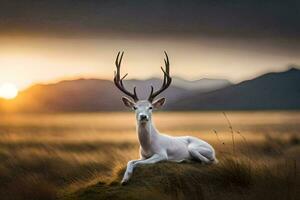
left=0, top=111, right=299, bottom=199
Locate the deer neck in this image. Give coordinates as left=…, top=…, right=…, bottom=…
left=136, top=120, right=157, bottom=150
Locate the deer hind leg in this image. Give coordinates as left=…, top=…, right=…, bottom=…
left=188, top=146, right=215, bottom=164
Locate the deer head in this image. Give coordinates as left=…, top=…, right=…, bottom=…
left=114, top=51, right=172, bottom=124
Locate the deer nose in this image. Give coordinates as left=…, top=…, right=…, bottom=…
left=139, top=114, right=148, bottom=121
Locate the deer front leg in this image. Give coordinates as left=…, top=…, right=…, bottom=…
left=121, top=159, right=143, bottom=185
left=121, top=154, right=167, bottom=185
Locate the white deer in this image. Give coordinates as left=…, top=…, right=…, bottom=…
left=114, top=52, right=218, bottom=184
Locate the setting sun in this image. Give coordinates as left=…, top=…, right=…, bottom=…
left=0, top=83, right=19, bottom=99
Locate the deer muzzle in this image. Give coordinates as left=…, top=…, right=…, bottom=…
left=138, top=113, right=149, bottom=122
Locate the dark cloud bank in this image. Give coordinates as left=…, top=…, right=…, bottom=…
left=0, top=0, right=299, bottom=40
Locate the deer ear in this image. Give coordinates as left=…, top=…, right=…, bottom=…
left=122, top=97, right=135, bottom=108
left=152, top=97, right=166, bottom=109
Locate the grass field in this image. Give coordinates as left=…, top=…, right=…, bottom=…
left=0, top=111, right=299, bottom=200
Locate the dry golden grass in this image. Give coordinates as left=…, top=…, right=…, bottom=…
left=0, top=111, right=299, bottom=200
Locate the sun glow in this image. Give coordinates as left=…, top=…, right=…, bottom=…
left=0, top=83, right=19, bottom=99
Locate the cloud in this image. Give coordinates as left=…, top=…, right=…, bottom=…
left=0, top=0, right=299, bottom=40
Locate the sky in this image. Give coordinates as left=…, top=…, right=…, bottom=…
left=0, top=0, right=300, bottom=90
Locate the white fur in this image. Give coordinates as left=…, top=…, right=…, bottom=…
left=121, top=99, right=218, bottom=184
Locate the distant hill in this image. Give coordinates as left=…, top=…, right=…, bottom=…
left=168, top=67, right=300, bottom=110
left=172, top=77, right=231, bottom=91
left=0, top=77, right=230, bottom=112
left=1, top=67, right=299, bottom=112
left=123, top=77, right=231, bottom=99
left=5, top=79, right=123, bottom=112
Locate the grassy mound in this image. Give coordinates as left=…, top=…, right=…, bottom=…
left=62, top=158, right=299, bottom=200
left=62, top=162, right=204, bottom=200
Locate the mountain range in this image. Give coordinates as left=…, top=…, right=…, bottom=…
left=0, top=67, right=299, bottom=112
left=169, top=67, right=300, bottom=110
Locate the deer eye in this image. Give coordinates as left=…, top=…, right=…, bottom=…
left=133, top=106, right=137, bottom=110
left=149, top=106, right=153, bottom=110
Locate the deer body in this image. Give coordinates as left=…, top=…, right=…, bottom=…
left=139, top=126, right=191, bottom=161
left=113, top=52, right=218, bottom=184
left=137, top=114, right=192, bottom=161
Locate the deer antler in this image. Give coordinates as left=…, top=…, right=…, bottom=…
left=148, top=51, right=172, bottom=102
left=114, top=51, right=139, bottom=102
